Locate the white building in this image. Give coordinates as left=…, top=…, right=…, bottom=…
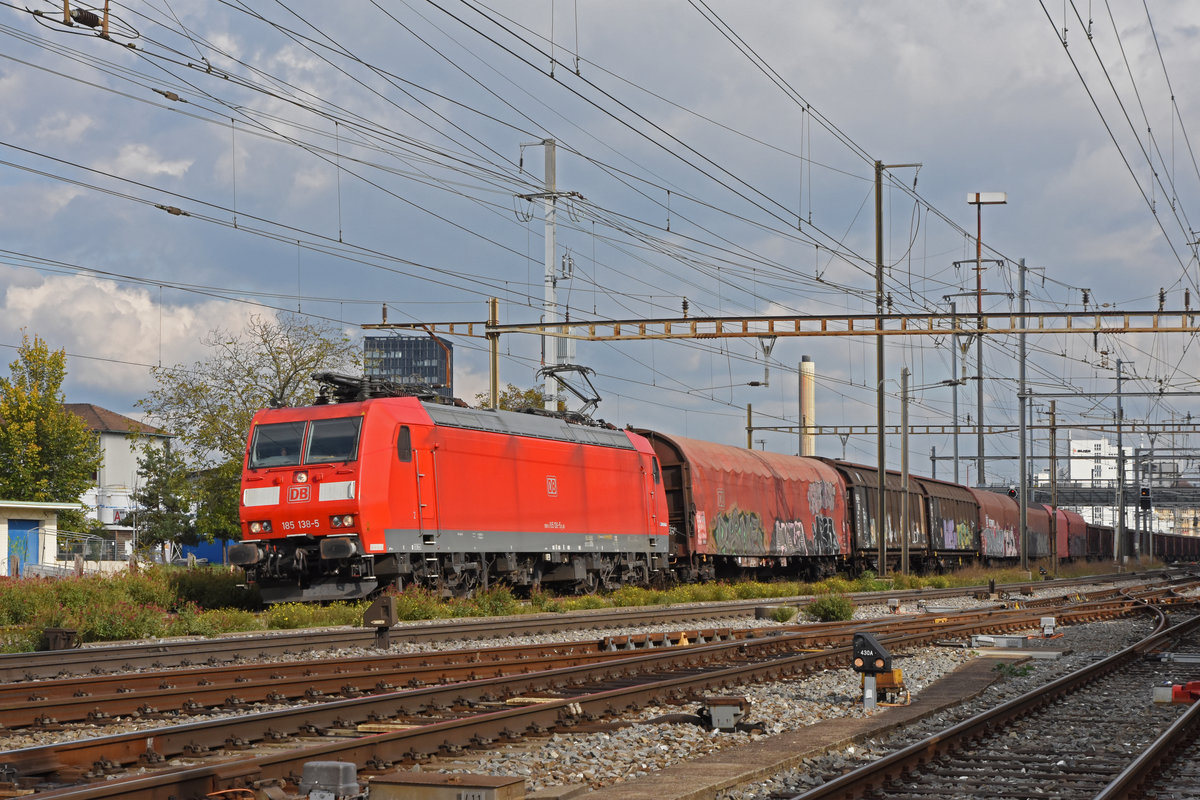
left=64, top=404, right=170, bottom=540
left=0, top=501, right=84, bottom=577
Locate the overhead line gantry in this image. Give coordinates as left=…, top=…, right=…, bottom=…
left=365, top=309, right=1200, bottom=341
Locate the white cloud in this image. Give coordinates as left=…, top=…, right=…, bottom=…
left=34, top=112, right=94, bottom=145
left=0, top=182, right=85, bottom=229
left=96, top=144, right=193, bottom=180
left=0, top=274, right=249, bottom=400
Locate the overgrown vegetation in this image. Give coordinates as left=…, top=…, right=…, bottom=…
left=803, top=593, right=856, bottom=621
left=993, top=661, right=1035, bottom=678
left=0, top=559, right=1151, bottom=651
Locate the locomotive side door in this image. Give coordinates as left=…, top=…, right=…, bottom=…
left=415, top=445, right=439, bottom=535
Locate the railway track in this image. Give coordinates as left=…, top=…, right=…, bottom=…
left=0, top=570, right=1173, bottom=683
left=783, top=604, right=1200, bottom=800
left=0, top=592, right=1169, bottom=800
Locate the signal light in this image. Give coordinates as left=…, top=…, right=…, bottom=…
left=851, top=632, right=892, bottom=674
left=1140, top=487, right=1151, bottom=510
left=1007, top=487, right=1017, bottom=499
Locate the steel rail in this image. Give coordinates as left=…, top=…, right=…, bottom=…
left=5, top=599, right=1155, bottom=799
left=1093, top=695, right=1200, bottom=800
left=0, top=571, right=1172, bottom=683
left=782, top=604, right=1200, bottom=800
left=1, top=595, right=1152, bottom=730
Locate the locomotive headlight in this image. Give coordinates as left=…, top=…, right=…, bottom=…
left=330, top=514, right=354, bottom=528
left=294, top=471, right=308, bottom=483
left=249, top=521, right=272, bottom=534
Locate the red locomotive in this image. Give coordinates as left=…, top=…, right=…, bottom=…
left=231, top=375, right=670, bottom=602
left=231, top=375, right=1200, bottom=602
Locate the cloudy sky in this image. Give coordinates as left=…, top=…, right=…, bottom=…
left=1, top=1, right=1198, bottom=485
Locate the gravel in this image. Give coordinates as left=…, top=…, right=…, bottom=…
left=2, top=577, right=1175, bottom=798
left=420, top=580, right=1170, bottom=794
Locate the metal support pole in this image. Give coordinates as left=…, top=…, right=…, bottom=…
left=1116, top=359, right=1125, bottom=563
left=487, top=298, right=499, bottom=409
left=874, top=161, right=887, bottom=576
left=746, top=404, right=753, bottom=450
left=976, top=203, right=985, bottom=487
left=1018, top=259, right=1028, bottom=571
left=966, top=191, right=1005, bottom=487
left=542, top=140, right=558, bottom=411
left=1142, top=434, right=1152, bottom=561
left=901, top=367, right=910, bottom=575
left=1050, top=400, right=1058, bottom=578
left=950, top=301, right=960, bottom=485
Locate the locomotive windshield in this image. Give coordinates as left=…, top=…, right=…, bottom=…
left=306, top=417, right=362, bottom=464
left=249, top=421, right=305, bottom=468
left=248, top=417, right=362, bottom=468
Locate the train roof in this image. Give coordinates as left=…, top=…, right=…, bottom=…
left=636, top=430, right=844, bottom=483
left=421, top=403, right=638, bottom=449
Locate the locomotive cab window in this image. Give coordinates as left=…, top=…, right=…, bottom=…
left=306, top=417, right=362, bottom=464
left=249, top=421, right=305, bottom=468
left=397, top=426, right=412, bottom=463
left=652, top=456, right=661, bottom=484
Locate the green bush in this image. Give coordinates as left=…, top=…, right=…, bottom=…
left=851, top=570, right=890, bottom=592
left=386, top=586, right=450, bottom=621
left=263, top=602, right=323, bottom=629
left=166, top=604, right=264, bottom=637
left=0, top=627, right=42, bottom=653
left=529, top=588, right=565, bottom=613
left=803, top=593, right=855, bottom=622
left=454, top=587, right=523, bottom=618
left=75, top=600, right=168, bottom=642
left=555, top=594, right=608, bottom=611
left=167, top=566, right=257, bottom=610
left=769, top=605, right=798, bottom=623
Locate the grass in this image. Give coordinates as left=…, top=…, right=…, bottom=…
left=0, top=558, right=1157, bottom=651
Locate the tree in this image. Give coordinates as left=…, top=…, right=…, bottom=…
left=473, top=383, right=551, bottom=411
left=139, top=314, right=360, bottom=464
left=138, top=314, right=359, bottom=542
left=194, top=459, right=242, bottom=543
left=132, top=442, right=198, bottom=547
left=0, top=334, right=101, bottom=531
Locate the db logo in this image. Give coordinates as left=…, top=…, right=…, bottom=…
left=546, top=475, right=558, bottom=497
left=287, top=486, right=311, bottom=503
